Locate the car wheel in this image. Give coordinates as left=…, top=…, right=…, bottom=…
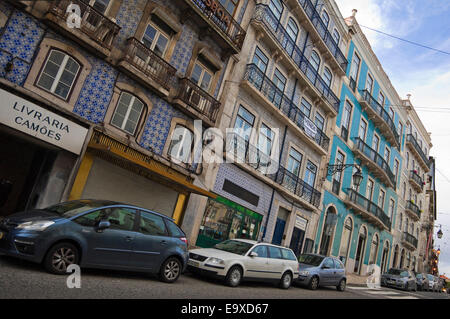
left=225, top=266, right=242, bottom=287
left=337, top=279, right=346, bottom=292
left=279, top=272, right=292, bottom=289
left=159, top=257, right=182, bottom=283
left=308, top=276, right=319, bottom=290
left=44, top=242, right=79, bottom=275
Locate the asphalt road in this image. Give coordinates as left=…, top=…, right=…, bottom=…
left=0, top=254, right=448, bottom=299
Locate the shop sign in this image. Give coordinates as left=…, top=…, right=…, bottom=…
left=295, top=215, right=308, bottom=231
left=0, top=88, right=88, bottom=154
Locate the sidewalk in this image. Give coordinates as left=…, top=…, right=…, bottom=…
left=347, top=273, right=369, bottom=286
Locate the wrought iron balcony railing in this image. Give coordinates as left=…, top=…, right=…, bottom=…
left=175, top=78, right=220, bottom=124
left=360, top=89, right=400, bottom=146
left=121, top=37, right=177, bottom=91
left=226, top=133, right=321, bottom=208
left=252, top=5, right=340, bottom=113
left=409, top=170, right=424, bottom=192
left=353, top=137, right=396, bottom=188
left=48, top=0, right=120, bottom=51
left=346, top=188, right=391, bottom=230
left=244, top=64, right=330, bottom=151
left=405, top=200, right=421, bottom=220
left=406, top=134, right=431, bottom=169
left=297, top=0, right=348, bottom=72
left=403, top=232, right=418, bottom=249
left=187, top=0, right=246, bottom=51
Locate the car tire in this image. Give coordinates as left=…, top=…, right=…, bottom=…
left=337, top=279, right=346, bottom=292
left=308, top=276, right=319, bottom=290
left=44, top=242, right=80, bottom=275
left=159, top=257, right=182, bottom=283
left=279, top=272, right=292, bottom=290
left=225, top=266, right=242, bottom=287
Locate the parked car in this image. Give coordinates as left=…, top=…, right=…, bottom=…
left=426, top=274, right=439, bottom=292
left=187, top=239, right=299, bottom=289
left=415, top=272, right=429, bottom=291
left=381, top=268, right=417, bottom=291
left=295, top=254, right=347, bottom=291
left=437, top=277, right=446, bottom=293
left=0, top=199, right=188, bottom=283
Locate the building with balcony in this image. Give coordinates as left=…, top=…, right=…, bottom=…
left=0, top=0, right=249, bottom=227
left=182, top=0, right=350, bottom=253
left=315, top=8, right=406, bottom=277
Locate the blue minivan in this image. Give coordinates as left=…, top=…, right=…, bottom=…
left=0, top=199, right=188, bottom=283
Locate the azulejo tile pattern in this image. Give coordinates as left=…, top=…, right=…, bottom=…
left=114, top=0, right=145, bottom=49
left=170, top=24, right=195, bottom=77
left=73, top=57, right=118, bottom=124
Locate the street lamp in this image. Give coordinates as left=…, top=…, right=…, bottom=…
left=327, top=163, right=363, bottom=190
left=437, top=227, right=443, bottom=239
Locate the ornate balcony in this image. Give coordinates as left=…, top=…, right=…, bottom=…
left=405, top=200, right=421, bottom=221
left=44, top=0, right=120, bottom=58
left=226, top=133, right=322, bottom=209
left=402, top=232, right=418, bottom=250
left=409, top=170, right=424, bottom=193
left=359, top=90, right=400, bottom=148
left=352, top=137, right=396, bottom=189
left=118, top=38, right=177, bottom=97
left=251, top=5, right=340, bottom=115
left=406, top=134, right=431, bottom=171
left=283, top=0, right=348, bottom=74
left=344, top=188, right=391, bottom=231
left=177, top=0, right=246, bottom=55
left=173, top=78, right=220, bottom=126
left=242, top=64, right=330, bottom=153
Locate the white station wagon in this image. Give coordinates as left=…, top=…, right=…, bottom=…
left=187, top=239, right=299, bottom=289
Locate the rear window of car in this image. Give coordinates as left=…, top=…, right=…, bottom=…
left=334, top=259, right=344, bottom=269
left=281, top=249, right=297, bottom=261
left=165, top=219, right=185, bottom=237
left=268, top=246, right=283, bottom=259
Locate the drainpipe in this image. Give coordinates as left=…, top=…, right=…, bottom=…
left=262, top=78, right=298, bottom=241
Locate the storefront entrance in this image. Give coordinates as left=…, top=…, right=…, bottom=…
left=196, top=196, right=263, bottom=248
left=0, top=126, right=76, bottom=216
left=289, top=215, right=307, bottom=256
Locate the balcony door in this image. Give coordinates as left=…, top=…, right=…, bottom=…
left=80, top=0, right=111, bottom=28
left=188, top=58, right=215, bottom=112
left=319, top=207, right=337, bottom=256
left=353, top=226, right=367, bottom=274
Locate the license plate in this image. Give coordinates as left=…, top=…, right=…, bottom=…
left=388, top=280, right=395, bottom=284
left=188, top=260, right=200, bottom=267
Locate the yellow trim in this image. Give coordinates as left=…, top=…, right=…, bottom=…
left=68, top=152, right=94, bottom=200
left=172, top=193, right=187, bottom=225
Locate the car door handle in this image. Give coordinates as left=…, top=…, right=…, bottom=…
left=125, top=236, right=134, bottom=242
left=160, top=240, right=168, bottom=245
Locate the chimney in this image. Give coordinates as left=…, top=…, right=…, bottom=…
left=352, top=9, right=357, bottom=17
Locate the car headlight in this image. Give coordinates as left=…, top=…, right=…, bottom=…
left=207, top=257, right=225, bottom=265
left=16, top=220, right=54, bottom=231
left=299, top=270, right=310, bottom=276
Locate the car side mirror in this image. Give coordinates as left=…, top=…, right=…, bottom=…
left=249, top=252, right=258, bottom=258
left=96, top=220, right=110, bottom=232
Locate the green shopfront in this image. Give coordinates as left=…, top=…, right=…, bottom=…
left=196, top=196, right=263, bottom=248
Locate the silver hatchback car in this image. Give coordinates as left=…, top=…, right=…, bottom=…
left=295, top=254, right=347, bottom=291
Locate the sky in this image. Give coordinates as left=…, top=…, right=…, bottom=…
left=334, top=0, right=450, bottom=276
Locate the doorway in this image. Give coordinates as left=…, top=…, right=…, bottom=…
left=354, top=226, right=367, bottom=274
left=272, top=207, right=289, bottom=245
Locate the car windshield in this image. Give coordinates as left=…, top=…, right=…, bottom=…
left=213, top=240, right=254, bottom=256
left=416, top=274, right=423, bottom=279
left=298, top=254, right=324, bottom=266
left=44, top=200, right=108, bottom=218
left=427, top=274, right=434, bottom=280
left=387, top=269, right=407, bottom=276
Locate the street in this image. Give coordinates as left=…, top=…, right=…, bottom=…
left=0, top=254, right=448, bottom=299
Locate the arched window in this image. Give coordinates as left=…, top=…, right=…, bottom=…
left=322, top=67, right=332, bottom=88
left=321, top=10, right=330, bottom=27
left=406, top=252, right=411, bottom=268
left=286, top=17, right=299, bottom=41
left=269, top=0, right=283, bottom=21
left=168, top=124, right=194, bottom=164
left=310, top=51, right=321, bottom=72
left=111, top=92, right=145, bottom=135
left=339, top=217, right=353, bottom=265
left=319, top=207, right=337, bottom=256
left=369, top=233, right=379, bottom=265
left=332, top=29, right=340, bottom=45
left=36, top=49, right=80, bottom=100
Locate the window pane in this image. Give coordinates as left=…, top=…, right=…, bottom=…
left=107, top=207, right=136, bottom=231
left=251, top=245, right=268, bottom=258
left=268, top=246, right=283, bottom=259
left=143, top=25, right=157, bottom=48
left=54, top=83, right=71, bottom=99
left=154, top=33, right=169, bottom=57
left=166, top=220, right=185, bottom=237
left=37, top=73, right=54, bottom=91
left=139, top=211, right=167, bottom=236
left=74, top=209, right=107, bottom=227
left=191, top=64, right=203, bottom=85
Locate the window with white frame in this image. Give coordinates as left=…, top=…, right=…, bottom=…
left=36, top=50, right=80, bottom=100
left=190, top=58, right=215, bottom=92
left=258, top=123, right=273, bottom=156
left=322, top=67, right=332, bottom=88
left=111, top=92, right=145, bottom=135
left=310, top=51, right=321, bottom=72
left=140, top=15, right=173, bottom=58
left=321, top=10, right=330, bottom=27
left=358, top=118, right=367, bottom=141
left=332, top=29, right=340, bottom=45
left=269, top=0, right=283, bottom=21
left=252, top=46, right=269, bottom=74
left=366, top=73, right=374, bottom=93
